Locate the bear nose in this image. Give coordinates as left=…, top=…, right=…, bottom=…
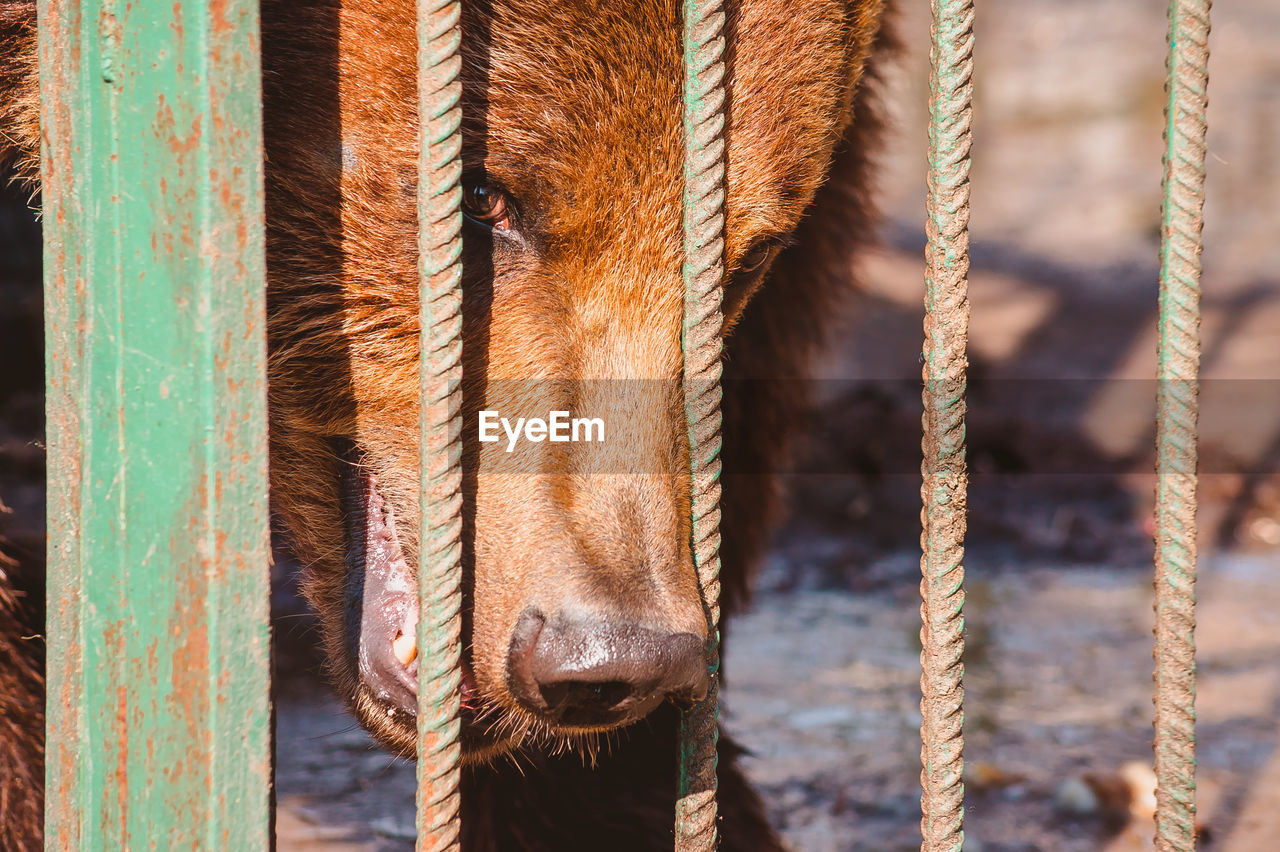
left=507, top=608, right=710, bottom=728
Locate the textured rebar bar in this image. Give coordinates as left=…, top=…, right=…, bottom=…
left=415, top=0, right=464, bottom=849
left=674, top=0, right=727, bottom=847
left=919, top=1, right=972, bottom=850
left=1153, top=2, right=1210, bottom=849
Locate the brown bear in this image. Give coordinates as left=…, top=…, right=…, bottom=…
left=0, top=0, right=894, bottom=848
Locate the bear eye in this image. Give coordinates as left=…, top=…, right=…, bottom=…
left=738, top=240, right=779, bottom=274
left=462, top=182, right=513, bottom=231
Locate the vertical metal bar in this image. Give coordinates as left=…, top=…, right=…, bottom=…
left=38, top=0, right=271, bottom=847
left=920, top=0, right=972, bottom=850
left=1154, top=1, right=1209, bottom=849
left=415, top=0, right=464, bottom=849
left=675, top=0, right=727, bottom=847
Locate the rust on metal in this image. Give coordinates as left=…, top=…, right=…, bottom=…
left=919, top=0, right=973, bottom=850
left=415, top=0, right=465, bottom=849
left=39, top=0, right=271, bottom=846
left=675, top=0, right=728, bottom=847
left=1153, top=1, right=1211, bottom=849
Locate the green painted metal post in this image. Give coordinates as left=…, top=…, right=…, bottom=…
left=39, top=0, right=271, bottom=847
left=920, top=0, right=973, bottom=850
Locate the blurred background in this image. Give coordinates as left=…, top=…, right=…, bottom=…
left=2, top=0, right=1278, bottom=849
left=738, top=2, right=1280, bottom=849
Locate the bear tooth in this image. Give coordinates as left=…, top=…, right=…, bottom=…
left=393, top=631, right=417, bottom=667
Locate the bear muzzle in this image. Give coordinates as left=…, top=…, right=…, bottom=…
left=506, top=607, right=709, bottom=729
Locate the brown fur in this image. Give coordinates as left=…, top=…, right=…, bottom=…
left=0, top=552, right=43, bottom=852
left=1, top=11, right=43, bottom=850
left=0, top=0, right=894, bottom=846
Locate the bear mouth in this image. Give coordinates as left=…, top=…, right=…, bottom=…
left=334, top=443, right=661, bottom=763
left=337, top=444, right=487, bottom=742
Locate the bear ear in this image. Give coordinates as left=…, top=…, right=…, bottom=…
left=0, top=1, right=40, bottom=186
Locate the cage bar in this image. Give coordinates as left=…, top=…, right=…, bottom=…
left=1152, top=1, right=1210, bottom=849
left=919, top=0, right=973, bottom=850
left=38, top=0, right=271, bottom=847
left=414, top=0, right=466, bottom=850
left=674, top=0, right=728, bottom=848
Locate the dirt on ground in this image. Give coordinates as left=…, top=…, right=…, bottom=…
left=272, top=553, right=1280, bottom=852
left=4, top=0, right=1280, bottom=850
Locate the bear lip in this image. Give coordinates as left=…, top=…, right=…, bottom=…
left=340, top=456, right=479, bottom=723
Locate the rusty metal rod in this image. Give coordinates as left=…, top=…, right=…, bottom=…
left=920, top=0, right=973, bottom=850
left=675, top=0, right=728, bottom=846
left=1153, top=1, right=1210, bottom=849
left=415, top=0, right=465, bottom=849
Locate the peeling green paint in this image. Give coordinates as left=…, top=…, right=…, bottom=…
left=39, top=0, right=271, bottom=847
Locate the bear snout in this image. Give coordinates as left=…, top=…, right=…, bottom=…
left=506, top=607, right=710, bottom=729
